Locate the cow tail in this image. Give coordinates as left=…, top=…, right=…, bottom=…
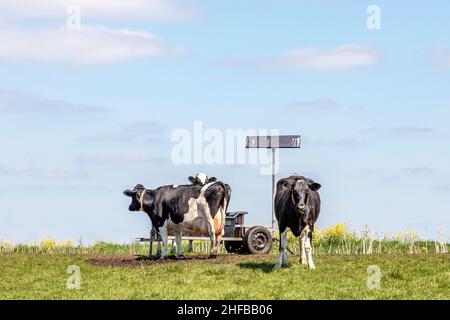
left=220, top=183, right=231, bottom=232
left=219, top=198, right=226, bottom=234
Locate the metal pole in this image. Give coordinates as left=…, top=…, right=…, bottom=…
left=149, top=241, right=153, bottom=257
left=272, top=148, right=276, bottom=230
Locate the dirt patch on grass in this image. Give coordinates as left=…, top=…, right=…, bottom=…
left=85, top=254, right=265, bottom=268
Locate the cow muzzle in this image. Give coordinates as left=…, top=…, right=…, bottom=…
left=123, top=189, right=134, bottom=197
left=298, top=204, right=306, bottom=213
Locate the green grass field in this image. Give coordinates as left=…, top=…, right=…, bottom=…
left=1, top=253, right=449, bottom=300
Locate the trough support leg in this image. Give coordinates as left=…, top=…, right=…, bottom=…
left=149, top=241, right=153, bottom=257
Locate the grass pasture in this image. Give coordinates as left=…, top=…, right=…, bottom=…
left=1, top=225, right=448, bottom=300
left=0, top=253, right=449, bottom=300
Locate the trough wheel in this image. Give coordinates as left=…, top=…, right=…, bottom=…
left=224, top=241, right=247, bottom=254
left=244, top=226, right=273, bottom=254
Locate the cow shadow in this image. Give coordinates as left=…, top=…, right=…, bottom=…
left=237, top=262, right=277, bottom=273
left=135, top=255, right=161, bottom=261
left=135, top=255, right=178, bottom=261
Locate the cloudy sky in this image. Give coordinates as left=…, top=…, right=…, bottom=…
left=1, top=0, right=449, bottom=243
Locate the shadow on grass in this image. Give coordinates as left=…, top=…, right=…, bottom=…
left=134, top=254, right=208, bottom=261
left=238, top=262, right=277, bottom=273
left=135, top=255, right=176, bottom=261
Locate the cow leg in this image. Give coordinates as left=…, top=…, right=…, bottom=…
left=281, top=231, right=288, bottom=266
left=214, top=206, right=225, bottom=256
left=209, top=227, right=217, bottom=258
left=304, top=226, right=315, bottom=269
left=273, top=229, right=288, bottom=270
left=300, top=229, right=307, bottom=265
left=159, top=222, right=168, bottom=260
left=175, top=231, right=185, bottom=259
left=171, top=240, right=176, bottom=255
left=216, top=233, right=223, bottom=255
left=205, top=215, right=217, bottom=258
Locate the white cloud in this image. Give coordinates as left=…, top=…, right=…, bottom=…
left=286, top=99, right=339, bottom=111
left=434, top=185, right=450, bottom=192
left=0, top=89, right=109, bottom=113
left=321, top=138, right=362, bottom=148
left=278, top=45, right=378, bottom=71
left=0, top=26, right=175, bottom=65
left=358, top=126, right=382, bottom=134
left=0, top=165, right=91, bottom=180
left=357, top=126, right=436, bottom=136
left=220, top=44, right=378, bottom=71
left=75, top=149, right=166, bottom=165
left=306, top=137, right=363, bottom=148
left=389, top=126, right=435, bottom=135
left=0, top=0, right=197, bottom=22
left=401, top=166, right=435, bottom=175
left=430, top=47, right=450, bottom=68
left=81, top=121, right=167, bottom=142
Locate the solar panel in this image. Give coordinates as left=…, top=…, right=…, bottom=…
left=246, top=135, right=301, bottom=149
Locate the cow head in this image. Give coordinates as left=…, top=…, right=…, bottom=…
left=291, top=178, right=321, bottom=214
left=188, top=172, right=217, bottom=185
left=123, top=184, right=155, bottom=213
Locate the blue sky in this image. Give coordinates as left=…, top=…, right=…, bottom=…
left=0, top=0, right=449, bottom=243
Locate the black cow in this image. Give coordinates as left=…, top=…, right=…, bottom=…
left=273, top=174, right=321, bottom=270
left=123, top=176, right=231, bottom=259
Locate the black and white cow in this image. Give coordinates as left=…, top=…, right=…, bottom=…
left=187, top=173, right=232, bottom=202
left=187, top=172, right=211, bottom=186
left=273, top=174, right=321, bottom=270
left=123, top=174, right=231, bottom=259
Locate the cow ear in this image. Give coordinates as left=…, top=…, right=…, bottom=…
left=208, top=177, right=217, bottom=183
left=123, top=189, right=136, bottom=197
left=188, top=176, right=195, bottom=184
left=278, top=179, right=290, bottom=189
left=308, top=182, right=321, bottom=191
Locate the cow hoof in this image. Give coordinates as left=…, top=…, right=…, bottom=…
left=209, top=254, right=217, bottom=259
left=159, top=256, right=167, bottom=261
left=301, top=260, right=308, bottom=266
left=273, top=264, right=282, bottom=271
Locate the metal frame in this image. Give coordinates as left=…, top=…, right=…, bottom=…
left=246, top=135, right=301, bottom=229
left=137, top=212, right=252, bottom=244
left=132, top=212, right=273, bottom=256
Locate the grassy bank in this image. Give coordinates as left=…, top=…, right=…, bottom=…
left=0, top=253, right=448, bottom=300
